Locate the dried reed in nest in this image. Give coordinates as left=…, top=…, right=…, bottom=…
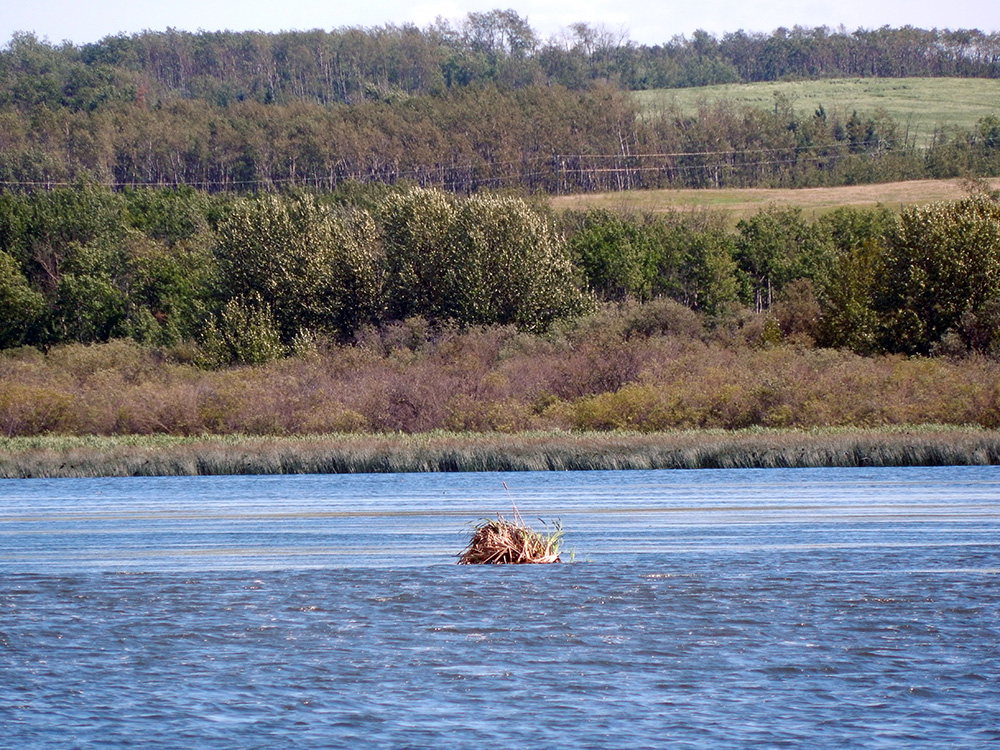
left=458, top=502, right=563, bottom=564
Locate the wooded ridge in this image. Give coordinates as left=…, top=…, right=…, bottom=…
left=2, top=19, right=1000, bottom=193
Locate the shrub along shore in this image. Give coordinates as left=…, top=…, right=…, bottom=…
left=2, top=427, right=999, bottom=479
left=5, top=318, right=1000, bottom=478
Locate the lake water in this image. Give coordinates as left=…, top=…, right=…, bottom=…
left=2, top=467, right=999, bottom=748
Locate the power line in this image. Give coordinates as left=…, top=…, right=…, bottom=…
left=0, top=143, right=898, bottom=192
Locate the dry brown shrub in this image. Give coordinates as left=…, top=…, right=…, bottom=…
left=622, top=298, right=705, bottom=339
left=6, top=323, right=1000, bottom=437
left=445, top=394, right=537, bottom=432
left=45, top=340, right=157, bottom=385
left=458, top=504, right=562, bottom=564
left=0, top=383, right=76, bottom=436
left=773, top=279, right=822, bottom=343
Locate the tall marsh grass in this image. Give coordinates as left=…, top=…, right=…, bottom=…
left=2, top=427, right=999, bottom=478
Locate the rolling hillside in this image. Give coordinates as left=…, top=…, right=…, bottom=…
left=635, top=77, right=1000, bottom=144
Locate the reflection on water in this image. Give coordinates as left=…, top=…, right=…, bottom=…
left=2, top=467, right=999, bottom=747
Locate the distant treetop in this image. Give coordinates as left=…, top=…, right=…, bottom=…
left=2, top=19, right=998, bottom=111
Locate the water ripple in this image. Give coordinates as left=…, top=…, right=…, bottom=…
left=1, top=467, right=999, bottom=748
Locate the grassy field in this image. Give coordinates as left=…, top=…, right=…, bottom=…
left=2, top=427, right=999, bottom=478
left=549, top=177, right=1000, bottom=221
left=634, top=77, right=1000, bottom=142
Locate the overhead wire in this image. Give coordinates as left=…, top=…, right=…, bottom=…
left=0, top=141, right=891, bottom=192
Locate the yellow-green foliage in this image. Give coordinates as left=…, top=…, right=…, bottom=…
left=210, top=188, right=588, bottom=355
left=214, top=194, right=385, bottom=344
left=379, top=187, right=588, bottom=330
left=0, top=250, right=45, bottom=349
left=878, top=196, right=1000, bottom=354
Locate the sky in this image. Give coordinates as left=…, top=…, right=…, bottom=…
left=2, top=0, right=999, bottom=48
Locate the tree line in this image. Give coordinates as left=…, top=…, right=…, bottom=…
left=567, top=189, right=1000, bottom=357
left=3, top=184, right=1000, bottom=362
left=3, top=16, right=1000, bottom=195
left=3, top=18, right=999, bottom=110
left=3, top=77, right=1000, bottom=194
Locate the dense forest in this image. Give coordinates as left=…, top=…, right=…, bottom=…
left=2, top=17, right=1000, bottom=192
left=6, top=16, right=1000, bottom=105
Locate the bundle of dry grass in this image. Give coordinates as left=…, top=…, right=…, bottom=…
left=458, top=503, right=563, bottom=564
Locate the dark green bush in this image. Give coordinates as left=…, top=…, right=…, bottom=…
left=876, top=195, right=1000, bottom=354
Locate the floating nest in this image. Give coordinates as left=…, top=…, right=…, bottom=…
left=458, top=503, right=563, bottom=565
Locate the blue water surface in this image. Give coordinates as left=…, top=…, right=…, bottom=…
left=1, top=467, right=998, bottom=748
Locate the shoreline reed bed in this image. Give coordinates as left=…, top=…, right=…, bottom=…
left=2, top=427, right=999, bottom=478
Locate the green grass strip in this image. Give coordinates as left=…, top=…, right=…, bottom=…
left=2, top=427, right=998, bottom=478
